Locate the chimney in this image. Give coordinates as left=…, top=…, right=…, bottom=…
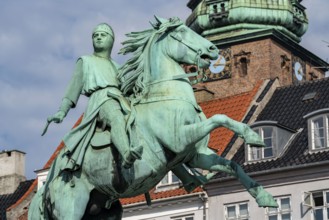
left=0, top=150, right=26, bottom=194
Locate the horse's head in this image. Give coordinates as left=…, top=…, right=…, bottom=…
left=119, top=16, right=219, bottom=96
left=153, top=16, right=219, bottom=69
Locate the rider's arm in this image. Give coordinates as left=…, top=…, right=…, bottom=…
left=49, top=59, right=84, bottom=123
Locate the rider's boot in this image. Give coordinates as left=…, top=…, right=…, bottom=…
left=113, top=132, right=142, bottom=169
left=122, top=145, right=143, bottom=169
left=248, top=185, right=278, bottom=208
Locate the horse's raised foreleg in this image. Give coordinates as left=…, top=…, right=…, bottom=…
left=187, top=148, right=278, bottom=208
left=179, top=114, right=264, bottom=149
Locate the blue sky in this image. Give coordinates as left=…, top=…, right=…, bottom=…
left=0, top=1, right=328, bottom=179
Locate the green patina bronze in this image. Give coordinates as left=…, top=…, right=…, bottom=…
left=29, top=17, right=277, bottom=220
left=187, top=0, right=308, bottom=42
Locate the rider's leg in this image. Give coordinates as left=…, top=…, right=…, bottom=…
left=188, top=147, right=278, bottom=208
left=99, top=100, right=142, bottom=168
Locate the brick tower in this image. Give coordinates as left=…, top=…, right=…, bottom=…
left=186, top=0, right=328, bottom=101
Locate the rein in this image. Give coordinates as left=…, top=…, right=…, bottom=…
left=145, top=28, right=208, bottom=88
left=169, top=32, right=207, bottom=84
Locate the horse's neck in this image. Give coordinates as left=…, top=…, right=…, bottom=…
left=144, top=52, right=197, bottom=104
left=149, top=53, right=185, bottom=82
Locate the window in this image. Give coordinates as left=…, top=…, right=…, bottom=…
left=248, top=127, right=275, bottom=161
left=36, top=169, right=49, bottom=190
left=171, top=216, right=194, bottom=220
left=303, top=190, right=329, bottom=220
left=159, top=171, right=179, bottom=185
left=225, top=202, right=249, bottom=220
left=309, top=115, right=329, bottom=150
left=267, top=196, right=292, bottom=220
left=247, top=122, right=295, bottom=162
left=156, top=170, right=180, bottom=192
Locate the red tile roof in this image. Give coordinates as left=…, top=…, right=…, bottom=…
left=120, top=187, right=203, bottom=205
left=200, top=81, right=262, bottom=155
left=10, top=81, right=262, bottom=211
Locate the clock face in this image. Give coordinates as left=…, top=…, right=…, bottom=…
left=204, top=48, right=232, bottom=82
left=209, top=55, right=226, bottom=74
left=294, top=61, right=304, bottom=81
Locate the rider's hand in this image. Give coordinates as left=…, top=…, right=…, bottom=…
left=48, top=111, right=66, bottom=124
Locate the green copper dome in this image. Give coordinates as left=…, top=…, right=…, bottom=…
left=186, top=0, right=308, bottom=42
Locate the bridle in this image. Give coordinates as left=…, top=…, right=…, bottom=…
left=169, top=28, right=208, bottom=84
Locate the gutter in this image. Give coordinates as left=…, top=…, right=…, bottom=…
left=123, top=191, right=206, bottom=208
left=208, top=159, right=329, bottom=185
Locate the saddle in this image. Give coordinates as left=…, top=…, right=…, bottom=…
left=91, top=127, right=112, bottom=149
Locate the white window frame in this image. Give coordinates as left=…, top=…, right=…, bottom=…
left=158, top=170, right=180, bottom=186
left=308, top=114, right=329, bottom=150
left=224, top=202, right=249, bottom=220
left=303, top=190, right=329, bottom=220
left=35, top=168, right=49, bottom=190
left=156, top=170, right=181, bottom=192
left=171, top=214, right=194, bottom=220
left=248, top=126, right=276, bottom=161
left=266, top=196, right=292, bottom=220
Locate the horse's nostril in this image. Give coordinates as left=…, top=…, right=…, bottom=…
left=208, top=45, right=217, bottom=51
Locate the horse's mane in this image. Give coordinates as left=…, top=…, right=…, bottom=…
left=118, top=28, right=155, bottom=96
left=118, top=17, right=183, bottom=97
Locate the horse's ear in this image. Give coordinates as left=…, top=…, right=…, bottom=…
left=149, top=21, right=157, bottom=29
left=154, top=15, right=168, bottom=26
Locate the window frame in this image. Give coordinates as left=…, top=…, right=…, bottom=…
left=158, top=170, right=180, bottom=186
left=156, top=170, right=181, bottom=192
left=266, top=196, right=292, bottom=220
left=224, top=202, right=250, bottom=220
left=303, top=190, right=329, bottom=220
left=247, top=126, right=276, bottom=161
left=171, top=214, right=194, bottom=220
left=308, top=114, right=329, bottom=151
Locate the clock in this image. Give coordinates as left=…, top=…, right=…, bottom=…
left=209, top=55, right=226, bottom=74
left=292, top=56, right=306, bottom=83
left=294, top=61, right=304, bottom=81
left=204, top=48, right=231, bottom=82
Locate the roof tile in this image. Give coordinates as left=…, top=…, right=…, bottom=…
left=200, top=81, right=262, bottom=154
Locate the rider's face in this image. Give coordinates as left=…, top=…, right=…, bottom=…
left=92, top=31, right=113, bottom=52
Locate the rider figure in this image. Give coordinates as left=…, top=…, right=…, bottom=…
left=48, top=23, right=142, bottom=170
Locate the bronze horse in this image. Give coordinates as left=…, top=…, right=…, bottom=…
left=29, top=17, right=277, bottom=220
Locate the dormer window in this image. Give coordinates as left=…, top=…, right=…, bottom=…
left=310, top=115, right=328, bottom=149
left=156, top=171, right=180, bottom=192
left=248, top=127, right=275, bottom=161
left=247, top=121, right=295, bottom=162
left=304, top=109, right=329, bottom=151
left=160, top=171, right=179, bottom=185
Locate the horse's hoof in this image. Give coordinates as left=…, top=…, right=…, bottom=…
left=255, top=189, right=278, bottom=208
left=244, top=131, right=265, bottom=147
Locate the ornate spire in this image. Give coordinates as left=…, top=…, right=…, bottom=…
left=186, top=0, right=308, bottom=43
